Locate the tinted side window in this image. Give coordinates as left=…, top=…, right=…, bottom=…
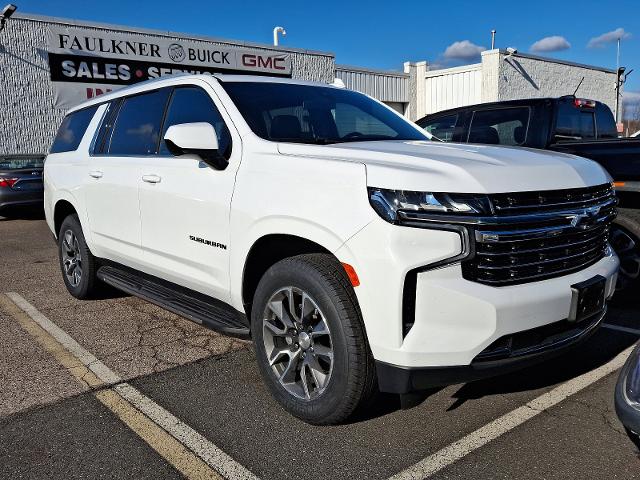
left=555, top=101, right=595, bottom=141
left=468, top=108, right=529, bottom=146
left=419, top=114, right=458, bottom=142
left=50, top=106, right=99, bottom=153
left=595, top=104, right=618, bottom=139
left=159, top=87, right=232, bottom=157
left=108, top=89, right=171, bottom=155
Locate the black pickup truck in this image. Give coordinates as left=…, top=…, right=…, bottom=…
left=416, top=96, right=640, bottom=292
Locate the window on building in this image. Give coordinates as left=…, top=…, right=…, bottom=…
left=159, top=87, right=232, bottom=157
left=108, top=89, right=171, bottom=155
left=468, top=108, right=530, bottom=146
left=419, top=114, right=458, bottom=142
left=50, top=106, right=99, bottom=153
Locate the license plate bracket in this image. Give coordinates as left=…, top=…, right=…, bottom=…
left=569, top=275, right=606, bottom=322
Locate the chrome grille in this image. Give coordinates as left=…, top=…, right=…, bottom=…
left=462, top=184, right=616, bottom=286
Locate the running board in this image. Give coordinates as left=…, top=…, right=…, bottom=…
left=97, top=265, right=250, bottom=339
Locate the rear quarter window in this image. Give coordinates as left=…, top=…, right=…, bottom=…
left=555, top=101, right=595, bottom=141
left=50, top=106, right=99, bottom=153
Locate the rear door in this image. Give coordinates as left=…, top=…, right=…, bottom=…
left=137, top=83, right=239, bottom=301
left=84, top=89, right=171, bottom=264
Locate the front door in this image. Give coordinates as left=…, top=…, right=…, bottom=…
left=137, top=84, right=240, bottom=302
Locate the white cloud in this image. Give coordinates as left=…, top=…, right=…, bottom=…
left=587, top=28, right=632, bottom=48
left=442, top=40, right=486, bottom=61
left=530, top=36, right=571, bottom=53
left=623, top=91, right=640, bottom=106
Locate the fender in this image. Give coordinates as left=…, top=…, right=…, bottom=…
left=50, top=190, right=95, bottom=249
left=229, top=215, right=359, bottom=311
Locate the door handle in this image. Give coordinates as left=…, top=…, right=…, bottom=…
left=142, top=174, right=162, bottom=184
left=89, top=170, right=103, bottom=179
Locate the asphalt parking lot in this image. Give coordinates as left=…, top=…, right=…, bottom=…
left=1, top=212, right=639, bottom=480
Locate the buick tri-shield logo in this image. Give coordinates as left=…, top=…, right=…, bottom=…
left=168, top=43, right=186, bottom=62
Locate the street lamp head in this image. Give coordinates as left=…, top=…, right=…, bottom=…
left=1, top=4, right=17, bottom=18
left=0, top=3, right=17, bottom=32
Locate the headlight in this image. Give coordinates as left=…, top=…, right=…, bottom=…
left=368, top=187, right=492, bottom=224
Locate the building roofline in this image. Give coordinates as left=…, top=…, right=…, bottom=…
left=336, top=64, right=409, bottom=77
left=482, top=48, right=616, bottom=74
left=13, top=12, right=335, bottom=58
left=424, top=63, right=482, bottom=77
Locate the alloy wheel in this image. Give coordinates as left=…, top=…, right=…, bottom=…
left=61, top=229, right=83, bottom=287
left=262, top=287, right=333, bottom=400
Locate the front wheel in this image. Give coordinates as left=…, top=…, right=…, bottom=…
left=251, top=254, right=377, bottom=425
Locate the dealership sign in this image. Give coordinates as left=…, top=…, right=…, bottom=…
left=47, top=26, right=292, bottom=108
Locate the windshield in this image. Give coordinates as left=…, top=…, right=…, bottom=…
left=0, top=157, right=44, bottom=170
left=221, top=81, right=428, bottom=145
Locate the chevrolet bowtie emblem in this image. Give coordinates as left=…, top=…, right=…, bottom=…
left=570, top=206, right=600, bottom=229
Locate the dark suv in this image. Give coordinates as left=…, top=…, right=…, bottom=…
left=0, top=155, right=45, bottom=215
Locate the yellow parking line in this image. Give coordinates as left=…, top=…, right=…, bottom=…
left=95, top=389, right=220, bottom=480
left=0, top=294, right=102, bottom=388
left=0, top=293, right=223, bottom=480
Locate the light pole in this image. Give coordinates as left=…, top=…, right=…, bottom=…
left=273, top=26, right=286, bottom=47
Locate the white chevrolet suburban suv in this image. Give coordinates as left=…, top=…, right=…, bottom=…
left=44, top=74, right=619, bottom=424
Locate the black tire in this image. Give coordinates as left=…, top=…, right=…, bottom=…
left=58, top=214, right=102, bottom=299
left=251, top=253, right=377, bottom=425
left=611, top=208, right=640, bottom=295
left=626, top=428, right=640, bottom=451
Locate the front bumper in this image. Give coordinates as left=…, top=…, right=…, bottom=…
left=336, top=217, right=619, bottom=389
left=615, top=342, right=640, bottom=437
left=378, top=308, right=606, bottom=393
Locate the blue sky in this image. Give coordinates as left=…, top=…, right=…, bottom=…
left=16, top=0, right=640, bottom=113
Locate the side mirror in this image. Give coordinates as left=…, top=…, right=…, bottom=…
left=163, top=122, right=228, bottom=170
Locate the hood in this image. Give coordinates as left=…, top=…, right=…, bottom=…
left=277, top=140, right=611, bottom=193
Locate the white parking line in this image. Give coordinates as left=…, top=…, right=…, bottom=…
left=388, top=344, right=635, bottom=480
left=602, top=323, right=640, bottom=336
left=5, top=292, right=259, bottom=480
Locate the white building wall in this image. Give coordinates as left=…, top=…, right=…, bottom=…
left=408, top=50, right=618, bottom=120
left=423, top=64, right=482, bottom=115
left=484, top=50, right=618, bottom=113
left=335, top=65, right=409, bottom=104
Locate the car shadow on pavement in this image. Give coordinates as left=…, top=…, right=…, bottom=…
left=446, top=320, right=639, bottom=411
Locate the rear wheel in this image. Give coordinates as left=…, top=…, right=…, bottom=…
left=251, top=254, right=377, bottom=425
left=611, top=209, right=640, bottom=294
left=58, top=214, right=102, bottom=299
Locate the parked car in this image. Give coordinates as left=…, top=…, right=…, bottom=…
left=615, top=341, right=640, bottom=450
left=417, top=96, right=640, bottom=292
left=0, top=155, right=45, bottom=215
left=44, top=75, right=618, bottom=424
